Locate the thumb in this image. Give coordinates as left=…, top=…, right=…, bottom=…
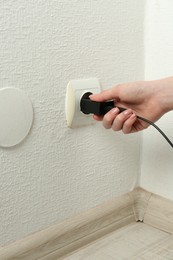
left=89, top=87, right=119, bottom=102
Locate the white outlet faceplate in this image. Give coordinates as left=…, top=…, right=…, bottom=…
left=65, top=78, right=101, bottom=128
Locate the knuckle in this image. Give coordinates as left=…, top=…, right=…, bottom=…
left=122, top=118, right=134, bottom=133
left=123, top=120, right=131, bottom=128
left=111, top=125, right=118, bottom=131
left=104, top=115, right=112, bottom=124
left=115, top=116, right=121, bottom=124
left=112, top=121, right=121, bottom=131
left=103, top=113, right=114, bottom=124
left=103, top=123, right=111, bottom=129
left=111, top=124, right=116, bottom=131
left=103, top=115, right=113, bottom=129
left=122, top=128, right=130, bottom=134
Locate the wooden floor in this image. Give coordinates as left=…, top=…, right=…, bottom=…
left=64, top=222, right=173, bottom=260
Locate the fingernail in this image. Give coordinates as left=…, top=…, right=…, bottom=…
left=111, top=107, right=119, bottom=114
left=130, top=113, right=136, bottom=119
left=124, top=109, right=132, bottom=115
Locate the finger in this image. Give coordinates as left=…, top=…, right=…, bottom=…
left=102, top=107, right=120, bottom=129
left=122, top=113, right=137, bottom=134
left=90, top=87, right=120, bottom=102
left=111, top=109, right=133, bottom=131
left=93, top=114, right=103, bottom=121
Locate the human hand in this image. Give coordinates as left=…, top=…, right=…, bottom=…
left=90, top=78, right=173, bottom=133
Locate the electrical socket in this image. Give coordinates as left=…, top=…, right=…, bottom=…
left=65, top=78, right=101, bottom=128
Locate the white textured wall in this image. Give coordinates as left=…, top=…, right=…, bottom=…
left=140, top=0, right=173, bottom=199
left=0, top=0, right=144, bottom=245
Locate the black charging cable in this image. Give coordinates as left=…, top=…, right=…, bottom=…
left=80, top=92, right=173, bottom=148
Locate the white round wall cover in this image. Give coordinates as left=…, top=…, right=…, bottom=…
left=0, top=87, right=33, bottom=147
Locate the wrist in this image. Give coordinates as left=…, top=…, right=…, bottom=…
left=153, top=77, right=173, bottom=114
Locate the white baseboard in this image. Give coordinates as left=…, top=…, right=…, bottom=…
left=1, top=187, right=173, bottom=259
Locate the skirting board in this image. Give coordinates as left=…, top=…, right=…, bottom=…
left=1, top=187, right=173, bottom=259
left=0, top=192, right=135, bottom=260
left=143, top=192, right=173, bottom=234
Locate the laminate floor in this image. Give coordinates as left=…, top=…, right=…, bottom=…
left=64, top=222, right=173, bottom=260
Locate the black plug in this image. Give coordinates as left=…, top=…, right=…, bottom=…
left=80, top=92, right=115, bottom=116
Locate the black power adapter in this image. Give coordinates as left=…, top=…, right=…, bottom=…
left=80, top=92, right=126, bottom=116
left=80, top=92, right=173, bottom=148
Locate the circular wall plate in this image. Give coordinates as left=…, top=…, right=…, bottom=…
left=0, top=88, right=33, bottom=147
